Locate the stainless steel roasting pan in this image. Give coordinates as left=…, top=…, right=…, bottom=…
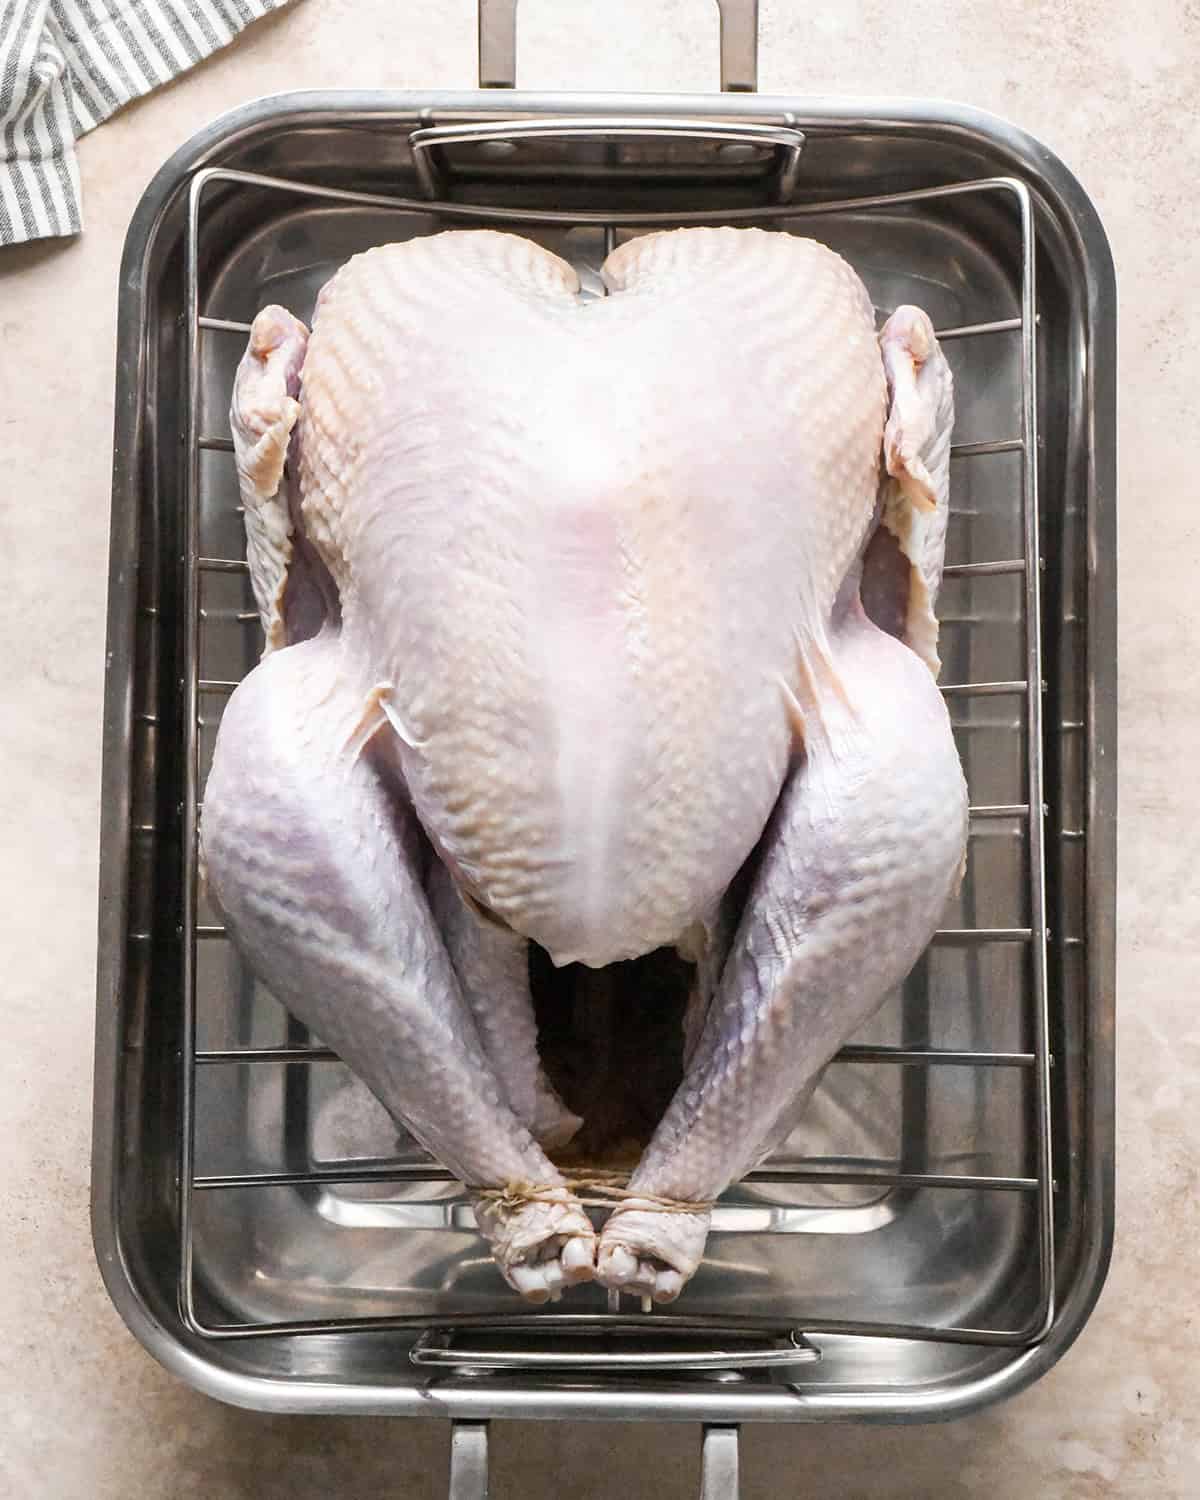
left=92, top=0, right=1116, bottom=1484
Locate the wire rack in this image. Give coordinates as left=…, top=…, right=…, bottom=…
left=162, top=142, right=1053, bottom=1364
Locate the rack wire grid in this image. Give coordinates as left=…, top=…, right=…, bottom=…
left=163, top=149, right=1053, bottom=1358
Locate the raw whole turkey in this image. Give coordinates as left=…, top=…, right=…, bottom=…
left=200, top=226, right=968, bottom=1305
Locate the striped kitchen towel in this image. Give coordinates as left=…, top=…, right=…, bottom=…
left=1, top=0, right=293, bottom=245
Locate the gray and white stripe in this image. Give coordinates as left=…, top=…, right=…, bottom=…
left=0, top=0, right=292, bottom=245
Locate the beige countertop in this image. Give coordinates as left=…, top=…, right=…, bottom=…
left=0, top=1, right=1190, bottom=1494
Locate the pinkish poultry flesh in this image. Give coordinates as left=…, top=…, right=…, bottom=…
left=200, top=227, right=967, bottom=1305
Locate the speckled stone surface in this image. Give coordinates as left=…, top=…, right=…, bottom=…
left=0, top=1, right=1189, bottom=1494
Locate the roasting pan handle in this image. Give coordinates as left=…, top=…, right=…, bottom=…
left=479, top=0, right=759, bottom=92
left=449, top=1423, right=489, bottom=1500
left=411, top=1324, right=819, bottom=1372
left=447, top=1421, right=742, bottom=1499
left=410, top=117, right=805, bottom=203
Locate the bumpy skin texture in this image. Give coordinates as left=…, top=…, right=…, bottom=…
left=229, top=305, right=308, bottom=652
left=426, top=856, right=581, bottom=1151
left=200, top=635, right=596, bottom=1302
left=592, top=302, right=963, bottom=1300
left=595, top=612, right=968, bottom=1299
left=203, top=227, right=965, bottom=1302
left=295, top=227, right=885, bottom=968
left=865, top=306, right=956, bottom=674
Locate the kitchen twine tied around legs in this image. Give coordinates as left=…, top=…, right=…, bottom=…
left=474, top=1171, right=714, bottom=1217
left=471, top=1176, right=714, bottom=1308
left=474, top=1174, right=715, bottom=1308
